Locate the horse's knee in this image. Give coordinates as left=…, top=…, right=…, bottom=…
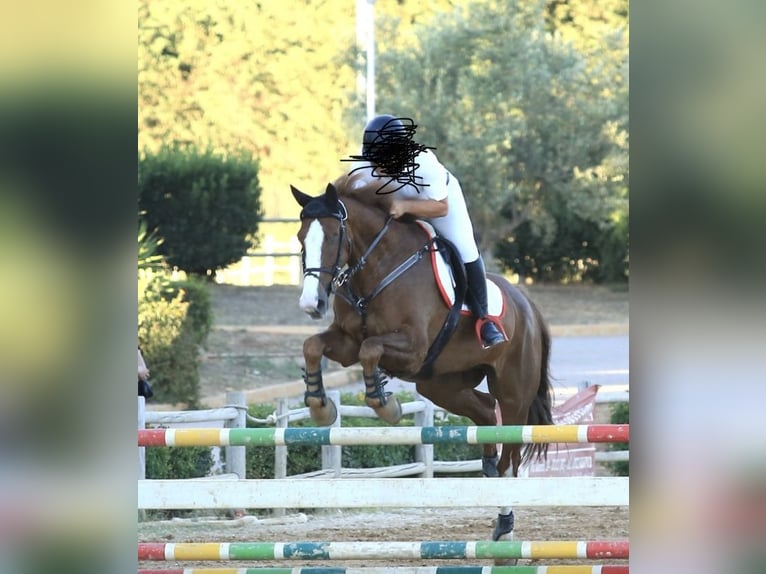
left=303, top=335, right=325, bottom=363
left=358, top=339, right=384, bottom=365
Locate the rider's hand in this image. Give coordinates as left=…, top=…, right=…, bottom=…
left=389, top=199, right=408, bottom=219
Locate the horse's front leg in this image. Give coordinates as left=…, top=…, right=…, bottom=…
left=303, top=326, right=360, bottom=426
left=358, top=331, right=420, bottom=424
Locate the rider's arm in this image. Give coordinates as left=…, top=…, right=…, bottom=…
left=389, top=149, right=449, bottom=219
left=390, top=197, right=448, bottom=219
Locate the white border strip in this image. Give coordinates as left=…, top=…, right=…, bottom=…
left=139, top=477, right=629, bottom=509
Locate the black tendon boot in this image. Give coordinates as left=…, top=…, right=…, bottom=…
left=465, top=257, right=507, bottom=349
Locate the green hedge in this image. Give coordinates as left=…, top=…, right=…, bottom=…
left=138, top=226, right=213, bottom=406
left=139, top=278, right=212, bottom=407
left=605, top=401, right=629, bottom=476
left=243, top=392, right=482, bottom=479
left=168, top=277, right=212, bottom=346
left=143, top=444, right=213, bottom=520
left=145, top=445, right=213, bottom=479
left=138, top=144, right=263, bottom=278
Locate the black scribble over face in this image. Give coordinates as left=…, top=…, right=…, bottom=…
left=342, top=116, right=435, bottom=195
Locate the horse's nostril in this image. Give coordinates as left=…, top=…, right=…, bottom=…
left=316, top=299, right=326, bottom=314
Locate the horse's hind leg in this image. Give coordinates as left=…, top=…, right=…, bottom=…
left=486, top=366, right=540, bottom=563
left=416, top=371, right=500, bottom=474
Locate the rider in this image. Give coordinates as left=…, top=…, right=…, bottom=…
left=350, top=114, right=507, bottom=349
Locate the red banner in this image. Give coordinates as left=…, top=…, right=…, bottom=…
left=520, top=385, right=600, bottom=477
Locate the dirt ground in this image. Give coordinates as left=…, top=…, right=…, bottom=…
left=140, top=282, right=629, bottom=570
left=197, top=282, right=629, bottom=401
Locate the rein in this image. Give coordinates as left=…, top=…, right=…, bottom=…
left=334, top=214, right=436, bottom=337
left=300, top=197, right=466, bottom=374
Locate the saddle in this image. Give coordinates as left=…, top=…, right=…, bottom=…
left=415, top=221, right=505, bottom=318
left=411, top=221, right=508, bottom=377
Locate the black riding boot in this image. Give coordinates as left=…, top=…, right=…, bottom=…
left=465, top=257, right=507, bottom=349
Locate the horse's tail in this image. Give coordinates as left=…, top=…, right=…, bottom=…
left=522, top=303, right=554, bottom=465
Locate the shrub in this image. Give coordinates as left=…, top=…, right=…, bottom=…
left=138, top=227, right=208, bottom=407
left=605, top=401, right=629, bottom=476
left=145, top=445, right=213, bottom=479
left=143, top=444, right=214, bottom=520
left=168, top=277, right=212, bottom=345
left=139, top=144, right=263, bottom=277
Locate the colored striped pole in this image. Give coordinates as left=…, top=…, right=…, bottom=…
left=139, top=540, right=629, bottom=561
left=138, top=566, right=629, bottom=574
left=139, top=425, right=629, bottom=448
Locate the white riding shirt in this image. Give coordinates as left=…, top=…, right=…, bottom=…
left=360, top=149, right=480, bottom=263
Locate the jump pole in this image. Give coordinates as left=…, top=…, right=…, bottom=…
left=138, top=566, right=629, bottom=574
left=139, top=540, right=629, bottom=561
left=139, top=425, right=629, bottom=448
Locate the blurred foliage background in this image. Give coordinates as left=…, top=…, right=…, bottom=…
left=138, top=0, right=628, bottom=283
left=137, top=0, right=628, bottom=404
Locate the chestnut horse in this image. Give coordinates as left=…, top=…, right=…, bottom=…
left=290, top=173, right=553, bottom=543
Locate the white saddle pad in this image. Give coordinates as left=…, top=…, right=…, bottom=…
left=416, top=221, right=505, bottom=317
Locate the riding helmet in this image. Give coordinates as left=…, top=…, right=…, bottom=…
left=361, top=114, right=408, bottom=162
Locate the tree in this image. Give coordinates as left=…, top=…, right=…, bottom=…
left=355, top=0, right=627, bottom=276
left=138, top=0, right=359, bottom=217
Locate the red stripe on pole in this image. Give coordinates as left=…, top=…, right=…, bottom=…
left=138, top=429, right=168, bottom=447
left=586, top=424, right=629, bottom=442
left=586, top=540, right=630, bottom=558
left=138, top=571, right=183, bottom=574
left=602, top=566, right=630, bottom=574
left=138, top=542, right=167, bottom=560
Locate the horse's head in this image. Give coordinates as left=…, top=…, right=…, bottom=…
left=291, top=183, right=349, bottom=319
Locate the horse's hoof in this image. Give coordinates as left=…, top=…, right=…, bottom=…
left=374, top=396, right=402, bottom=425
left=482, top=455, right=500, bottom=477
left=492, top=511, right=515, bottom=540
left=492, top=514, right=517, bottom=566
left=307, top=396, right=338, bottom=426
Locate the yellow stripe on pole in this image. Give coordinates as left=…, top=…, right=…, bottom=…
left=529, top=426, right=582, bottom=443
left=527, top=540, right=580, bottom=558
left=173, top=429, right=228, bottom=447
left=172, top=542, right=226, bottom=560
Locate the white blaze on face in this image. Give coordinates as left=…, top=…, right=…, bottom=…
left=299, top=220, right=325, bottom=313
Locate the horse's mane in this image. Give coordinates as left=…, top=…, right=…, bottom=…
left=331, top=170, right=392, bottom=213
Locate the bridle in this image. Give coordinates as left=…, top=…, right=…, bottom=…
left=300, top=200, right=349, bottom=301
left=303, top=200, right=432, bottom=338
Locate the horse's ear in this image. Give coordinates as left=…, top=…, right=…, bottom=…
left=324, top=183, right=339, bottom=207
left=291, top=185, right=313, bottom=207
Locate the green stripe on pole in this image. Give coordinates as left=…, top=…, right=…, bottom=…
left=475, top=426, right=525, bottom=445
left=228, top=428, right=276, bottom=446
left=475, top=540, right=523, bottom=559
left=228, top=543, right=280, bottom=560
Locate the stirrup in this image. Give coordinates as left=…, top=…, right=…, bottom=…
left=475, top=317, right=508, bottom=349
